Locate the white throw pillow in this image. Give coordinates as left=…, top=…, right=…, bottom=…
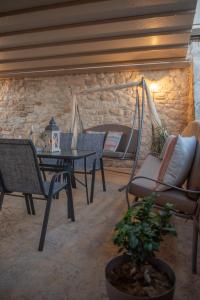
left=156, top=135, right=197, bottom=191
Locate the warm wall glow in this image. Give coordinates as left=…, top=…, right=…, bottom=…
left=150, top=82, right=158, bottom=93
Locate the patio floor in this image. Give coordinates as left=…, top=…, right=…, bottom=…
left=0, top=171, right=199, bottom=300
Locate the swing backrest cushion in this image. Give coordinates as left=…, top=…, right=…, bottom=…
left=103, top=131, right=123, bottom=152
left=85, top=124, right=138, bottom=155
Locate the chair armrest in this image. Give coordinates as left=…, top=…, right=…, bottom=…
left=48, top=171, right=71, bottom=198
left=131, top=176, right=200, bottom=195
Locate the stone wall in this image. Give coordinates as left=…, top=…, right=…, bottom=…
left=189, top=42, right=200, bottom=120
left=191, top=0, right=200, bottom=120
left=0, top=67, right=194, bottom=167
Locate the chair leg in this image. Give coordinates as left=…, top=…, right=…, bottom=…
left=24, top=194, right=31, bottom=215
left=90, top=160, right=96, bottom=204
left=55, top=176, right=60, bottom=199
left=41, top=170, right=47, bottom=181
left=38, top=196, right=53, bottom=251
left=192, top=217, right=199, bottom=274
left=100, top=158, right=106, bottom=191
left=0, top=192, right=4, bottom=210
left=66, top=183, right=75, bottom=222
left=84, top=157, right=89, bottom=205
left=29, top=194, right=35, bottom=215
left=67, top=188, right=71, bottom=220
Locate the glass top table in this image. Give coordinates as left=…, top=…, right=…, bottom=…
left=37, top=149, right=96, bottom=205
left=37, top=149, right=96, bottom=160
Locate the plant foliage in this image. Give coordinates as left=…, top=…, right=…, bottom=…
left=113, top=194, right=176, bottom=267
left=151, top=125, right=169, bottom=157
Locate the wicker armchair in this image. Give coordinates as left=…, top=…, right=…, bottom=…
left=128, top=121, right=200, bottom=273
left=0, top=139, right=74, bottom=251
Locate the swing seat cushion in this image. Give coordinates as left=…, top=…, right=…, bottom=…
left=103, top=150, right=134, bottom=159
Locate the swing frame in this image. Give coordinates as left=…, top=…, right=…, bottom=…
left=72, top=77, right=162, bottom=204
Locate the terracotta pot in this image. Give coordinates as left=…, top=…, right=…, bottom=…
left=105, top=255, right=176, bottom=300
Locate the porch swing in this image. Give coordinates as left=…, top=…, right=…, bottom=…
left=71, top=77, right=162, bottom=185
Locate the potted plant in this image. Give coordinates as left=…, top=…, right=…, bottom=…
left=105, top=194, right=176, bottom=300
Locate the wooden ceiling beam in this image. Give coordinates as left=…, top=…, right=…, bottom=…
left=0, top=59, right=191, bottom=79
left=0, top=0, right=196, bottom=75
left=0, top=0, right=197, bottom=34
left=0, top=10, right=194, bottom=36
left=0, top=0, right=196, bottom=17
left=0, top=12, right=194, bottom=50
left=0, top=47, right=187, bottom=72
left=0, top=32, right=190, bottom=62
left=0, top=1, right=104, bottom=16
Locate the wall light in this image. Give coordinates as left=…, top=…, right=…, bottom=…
left=150, top=82, right=158, bottom=101
left=150, top=82, right=158, bottom=93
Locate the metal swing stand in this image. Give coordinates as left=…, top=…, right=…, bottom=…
left=74, top=77, right=161, bottom=207
left=118, top=77, right=145, bottom=199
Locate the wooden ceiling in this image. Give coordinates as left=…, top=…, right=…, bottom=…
left=0, top=0, right=197, bottom=77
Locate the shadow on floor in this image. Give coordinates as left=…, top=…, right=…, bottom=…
left=0, top=172, right=199, bottom=300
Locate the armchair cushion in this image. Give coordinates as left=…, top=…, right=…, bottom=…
left=129, top=179, right=196, bottom=215
left=156, top=135, right=196, bottom=191
left=131, top=154, right=162, bottom=191
left=129, top=152, right=197, bottom=214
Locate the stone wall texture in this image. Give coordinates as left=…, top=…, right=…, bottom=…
left=189, top=41, right=200, bottom=120
left=0, top=67, right=194, bottom=167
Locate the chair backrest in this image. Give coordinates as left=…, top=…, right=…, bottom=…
left=85, top=124, right=138, bottom=154
left=77, top=132, right=105, bottom=157
left=182, top=121, right=200, bottom=199
left=60, top=132, right=73, bottom=151
left=0, top=139, right=44, bottom=195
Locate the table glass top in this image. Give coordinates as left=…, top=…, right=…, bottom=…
left=36, top=148, right=96, bottom=159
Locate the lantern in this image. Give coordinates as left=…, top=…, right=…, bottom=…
left=44, top=117, right=60, bottom=152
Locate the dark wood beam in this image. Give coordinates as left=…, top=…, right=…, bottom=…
left=0, top=0, right=195, bottom=76
left=0, top=59, right=191, bottom=79
left=0, top=43, right=188, bottom=64
left=0, top=0, right=197, bottom=34
left=0, top=47, right=187, bottom=72
left=0, top=10, right=194, bottom=36
left=0, top=0, right=103, bottom=16
left=0, top=0, right=196, bottom=17
left=0, top=31, right=190, bottom=63
left=0, top=12, right=194, bottom=50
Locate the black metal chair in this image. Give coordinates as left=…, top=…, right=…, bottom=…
left=0, top=139, right=74, bottom=251
left=74, top=132, right=106, bottom=203
left=0, top=178, right=36, bottom=215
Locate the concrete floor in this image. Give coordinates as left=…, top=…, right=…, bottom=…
left=0, top=171, right=200, bottom=300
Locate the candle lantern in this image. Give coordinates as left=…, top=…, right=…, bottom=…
left=44, top=117, right=60, bottom=152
